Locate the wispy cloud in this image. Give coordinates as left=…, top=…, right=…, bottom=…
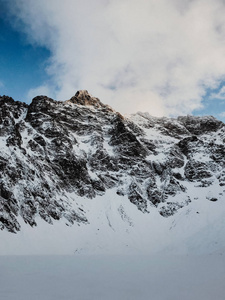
left=0, top=80, right=4, bottom=89
left=219, top=111, right=225, bottom=118
left=210, top=86, right=225, bottom=100
left=6, top=0, right=225, bottom=116
left=26, top=85, right=53, bottom=101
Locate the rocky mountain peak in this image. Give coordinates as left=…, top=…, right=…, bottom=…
left=0, top=92, right=225, bottom=236
left=68, top=90, right=114, bottom=112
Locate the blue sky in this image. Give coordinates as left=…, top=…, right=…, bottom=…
left=1, top=0, right=225, bottom=122
left=0, top=6, right=50, bottom=102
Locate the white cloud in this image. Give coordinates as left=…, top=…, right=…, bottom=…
left=6, top=0, right=225, bottom=116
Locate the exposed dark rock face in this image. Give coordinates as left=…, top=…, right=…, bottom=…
left=184, top=160, right=212, bottom=181
left=177, top=115, right=223, bottom=135
left=109, top=115, right=147, bottom=158
left=0, top=91, right=225, bottom=233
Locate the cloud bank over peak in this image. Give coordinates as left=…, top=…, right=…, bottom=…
left=6, top=0, right=225, bottom=116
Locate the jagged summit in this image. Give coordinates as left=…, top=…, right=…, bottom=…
left=0, top=91, right=225, bottom=256
left=25, top=90, right=115, bottom=113
left=68, top=90, right=114, bottom=112
left=69, top=90, right=99, bottom=106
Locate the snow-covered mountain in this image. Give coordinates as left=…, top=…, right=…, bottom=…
left=1, top=90, right=225, bottom=255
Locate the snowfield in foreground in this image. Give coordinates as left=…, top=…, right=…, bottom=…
left=0, top=255, right=224, bottom=300
left=1, top=188, right=225, bottom=256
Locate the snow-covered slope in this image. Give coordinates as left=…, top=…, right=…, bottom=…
left=0, top=90, right=225, bottom=255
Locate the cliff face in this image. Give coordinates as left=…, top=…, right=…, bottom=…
left=0, top=91, right=225, bottom=233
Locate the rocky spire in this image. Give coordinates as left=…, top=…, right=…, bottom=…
left=68, top=90, right=113, bottom=111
